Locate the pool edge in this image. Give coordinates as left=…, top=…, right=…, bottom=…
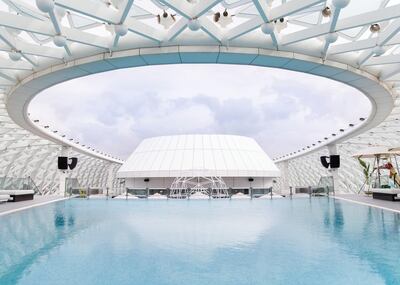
left=333, top=196, right=400, bottom=214
left=0, top=197, right=70, bottom=217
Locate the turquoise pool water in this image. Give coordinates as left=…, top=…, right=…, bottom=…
left=0, top=198, right=399, bottom=285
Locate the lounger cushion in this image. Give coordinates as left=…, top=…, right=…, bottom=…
left=0, top=194, right=10, bottom=201
left=372, top=189, right=400, bottom=194
left=0, top=190, right=34, bottom=195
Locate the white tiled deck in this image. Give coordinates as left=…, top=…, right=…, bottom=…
left=0, top=196, right=68, bottom=216
left=334, top=194, right=400, bottom=213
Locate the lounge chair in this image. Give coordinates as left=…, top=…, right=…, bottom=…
left=0, top=190, right=34, bottom=202
left=0, top=194, right=10, bottom=203
left=371, top=188, right=400, bottom=201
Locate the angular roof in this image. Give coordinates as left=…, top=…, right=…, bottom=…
left=117, top=134, right=280, bottom=178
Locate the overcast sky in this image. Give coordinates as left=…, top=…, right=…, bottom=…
left=29, top=64, right=371, bottom=159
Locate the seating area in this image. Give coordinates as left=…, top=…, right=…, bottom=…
left=0, top=190, right=34, bottom=202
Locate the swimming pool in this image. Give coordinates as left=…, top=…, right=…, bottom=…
left=0, top=198, right=399, bottom=285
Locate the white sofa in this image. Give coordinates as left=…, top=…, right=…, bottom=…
left=0, top=190, right=34, bottom=202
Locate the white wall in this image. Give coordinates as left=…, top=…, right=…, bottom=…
left=125, top=177, right=274, bottom=189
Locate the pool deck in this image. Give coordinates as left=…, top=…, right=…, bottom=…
left=0, top=195, right=68, bottom=216
left=334, top=194, right=400, bottom=214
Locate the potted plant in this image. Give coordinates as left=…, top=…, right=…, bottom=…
left=358, top=157, right=372, bottom=194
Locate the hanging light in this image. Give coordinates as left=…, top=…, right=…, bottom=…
left=322, top=6, right=331, bottom=17
left=370, top=23, right=380, bottom=33
left=274, top=17, right=287, bottom=33
left=157, top=11, right=176, bottom=29
left=214, top=9, right=233, bottom=28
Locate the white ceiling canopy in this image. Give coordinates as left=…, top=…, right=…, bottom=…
left=0, top=0, right=398, bottom=84
left=0, top=0, right=399, bottom=161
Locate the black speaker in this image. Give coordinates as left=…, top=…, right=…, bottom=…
left=248, top=177, right=254, bottom=182
left=58, top=157, right=68, bottom=170
left=330, top=155, right=340, bottom=168
left=320, top=156, right=330, bottom=169
left=144, top=178, right=150, bottom=182
left=320, top=155, right=340, bottom=169
left=68, top=157, right=78, bottom=170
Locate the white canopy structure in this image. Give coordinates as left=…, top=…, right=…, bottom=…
left=118, top=135, right=280, bottom=178
left=352, top=146, right=400, bottom=158
left=117, top=135, right=279, bottom=198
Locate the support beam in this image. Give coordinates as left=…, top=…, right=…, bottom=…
left=0, top=70, right=15, bottom=82
left=252, top=0, right=278, bottom=46
left=49, top=10, right=71, bottom=56
left=226, top=0, right=325, bottom=41
left=0, top=58, right=32, bottom=70
left=359, top=19, right=400, bottom=65
left=124, top=18, right=164, bottom=42
left=158, top=0, right=192, bottom=19
left=364, top=54, right=400, bottom=66
left=112, top=0, right=135, bottom=47
left=379, top=64, right=400, bottom=80
left=199, top=17, right=222, bottom=42
left=55, top=0, right=120, bottom=24
left=0, top=28, right=39, bottom=65
left=165, top=17, right=188, bottom=42
left=194, top=0, right=222, bottom=18
left=0, top=11, right=109, bottom=49
left=119, top=0, right=135, bottom=23
left=322, top=7, right=341, bottom=57
left=282, top=4, right=400, bottom=46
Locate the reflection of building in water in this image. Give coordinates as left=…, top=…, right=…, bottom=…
left=0, top=203, right=78, bottom=283
left=124, top=206, right=274, bottom=255
left=117, top=135, right=280, bottom=198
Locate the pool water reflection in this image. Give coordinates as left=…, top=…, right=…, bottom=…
left=0, top=198, right=399, bottom=285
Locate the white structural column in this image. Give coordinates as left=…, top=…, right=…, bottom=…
left=280, top=160, right=289, bottom=195
left=58, top=145, right=70, bottom=196
left=106, top=163, right=115, bottom=195
left=327, top=144, right=339, bottom=194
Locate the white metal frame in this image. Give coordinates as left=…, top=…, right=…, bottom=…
left=170, top=176, right=229, bottom=199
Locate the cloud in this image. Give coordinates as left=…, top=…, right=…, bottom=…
left=29, top=64, right=371, bottom=159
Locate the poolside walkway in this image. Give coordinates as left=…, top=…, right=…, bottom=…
left=0, top=195, right=68, bottom=216
left=334, top=194, right=400, bottom=214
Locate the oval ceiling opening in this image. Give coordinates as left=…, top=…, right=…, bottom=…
left=29, top=64, right=371, bottom=159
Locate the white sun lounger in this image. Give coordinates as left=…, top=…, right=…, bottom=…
left=371, top=188, right=400, bottom=201
left=0, top=194, right=10, bottom=203
left=0, top=190, right=34, bottom=202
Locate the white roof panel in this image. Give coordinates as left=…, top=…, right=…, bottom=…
left=117, top=134, right=280, bottom=178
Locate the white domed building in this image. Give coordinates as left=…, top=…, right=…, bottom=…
left=117, top=135, right=280, bottom=199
